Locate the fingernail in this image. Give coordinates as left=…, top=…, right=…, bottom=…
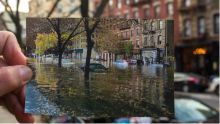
left=19, top=66, right=32, bottom=82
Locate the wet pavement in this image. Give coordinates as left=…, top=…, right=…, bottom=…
left=25, top=62, right=174, bottom=118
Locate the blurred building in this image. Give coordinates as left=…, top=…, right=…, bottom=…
left=28, top=0, right=81, bottom=17
left=175, top=0, right=219, bottom=76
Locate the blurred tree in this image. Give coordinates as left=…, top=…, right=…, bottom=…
left=0, top=0, right=61, bottom=49
left=124, top=42, right=133, bottom=58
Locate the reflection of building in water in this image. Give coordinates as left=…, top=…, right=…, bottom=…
left=142, top=20, right=166, bottom=64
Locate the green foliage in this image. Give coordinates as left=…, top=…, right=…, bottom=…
left=124, top=41, right=133, bottom=56
left=35, top=32, right=81, bottom=55
left=35, top=32, right=57, bottom=55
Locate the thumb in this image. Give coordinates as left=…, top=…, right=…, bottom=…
left=0, top=65, right=32, bottom=97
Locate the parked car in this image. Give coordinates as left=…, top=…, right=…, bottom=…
left=207, top=77, right=219, bottom=95
left=174, top=72, right=208, bottom=92
left=128, top=59, right=137, bottom=65
left=174, top=93, right=219, bottom=123
left=80, top=63, right=107, bottom=72
left=113, top=60, right=128, bottom=69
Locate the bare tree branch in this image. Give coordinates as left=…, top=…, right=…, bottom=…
left=66, top=6, right=80, bottom=17
left=62, top=18, right=84, bottom=49
left=47, top=0, right=61, bottom=18
left=46, top=18, right=58, bottom=32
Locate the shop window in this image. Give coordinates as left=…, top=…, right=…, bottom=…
left=183, top=19, right=191, bottom=37
left=159, top=21, right=163, bottom=29
left=213, top=13, right=219, bottom=34
left=198, top=16, right=205, bottom=35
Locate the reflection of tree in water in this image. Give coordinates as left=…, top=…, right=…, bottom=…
left=33, top=63, right=172, bottom=117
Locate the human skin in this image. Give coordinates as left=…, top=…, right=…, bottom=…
left=0, top=31, right=34, bottom=123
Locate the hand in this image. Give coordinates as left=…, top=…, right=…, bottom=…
left=0, top=31, right=34, bottom=123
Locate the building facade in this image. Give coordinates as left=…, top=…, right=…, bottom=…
left=176, top=0, right=219, bottom=76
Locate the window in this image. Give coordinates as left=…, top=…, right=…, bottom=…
left=136, top=40, right=139, bottom=48
left=213, top=13, right=219, bottom=34
left=144, top=8, right=149, bottom=18
left=167, top=2, right=173, bottom=16
left=133, top=10, right=139, bottom=18
left=183, top=19, right=191, bottom=37
left=183, top=0, right=191, bottom=7
left=134, top=0, right=139, bottom=3
left=158, top=35, right=162, bottom=45
left=126, top=0, right=130, bottom=5
left=117, top=0, right=122, bottom=9
left=198, top=16, right=205, bottom=35
left=144, top=37, right=148, bottom=46
left=159, top=21, right=163, bottom=29
left=151, top=21, right=156, bottom=30
left=154, top=5, right=160, bottom=18
left=109, top=0, right=113, bottom=6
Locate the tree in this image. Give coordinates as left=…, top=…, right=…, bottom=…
left=46, top=18, right=84, bottom=67
left=80, top=0, right=109, bottom=79
left=93, top=25, right=120, bottom=54
left=0, top=0, right=61, bottom=49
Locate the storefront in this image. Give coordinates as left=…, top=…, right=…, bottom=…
left=175, top=41, right=219, bottom=76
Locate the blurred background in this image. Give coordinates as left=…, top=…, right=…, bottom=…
left=0, top=0, right=219, bottom=123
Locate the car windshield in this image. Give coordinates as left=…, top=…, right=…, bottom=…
left=175, top=99, right=218, bottom=122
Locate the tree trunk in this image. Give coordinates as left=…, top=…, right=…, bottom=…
left=58, top=51, right=62, bottom=68
left=84, top=33, right=94, bottom=80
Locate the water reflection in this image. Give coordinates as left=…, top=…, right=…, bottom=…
left=25, top=62, right=173, bottom=118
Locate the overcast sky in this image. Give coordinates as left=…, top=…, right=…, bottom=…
left=0, top=0, right=30, bottom=13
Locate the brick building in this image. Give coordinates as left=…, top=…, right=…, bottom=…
left=175, top=0, right=219, bottom=76
left=94, top=0, right=177, bottom=63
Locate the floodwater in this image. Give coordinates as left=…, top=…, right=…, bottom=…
left=25, top=62, right=174, bottom=118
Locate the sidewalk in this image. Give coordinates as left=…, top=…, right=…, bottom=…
left=0, top=106, right=42, bottom=123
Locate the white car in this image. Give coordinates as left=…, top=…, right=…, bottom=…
left=207, top=77, right=219, bottom=95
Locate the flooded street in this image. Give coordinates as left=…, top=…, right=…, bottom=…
left=25, top=61, right=173, bottom=118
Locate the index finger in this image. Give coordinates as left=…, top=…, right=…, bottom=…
left=0, top=31, right=26, bottom=65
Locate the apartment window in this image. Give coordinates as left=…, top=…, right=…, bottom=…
left=136, top=40, right=139, bottom=48
left=109, top=0, right=113, bottom=6
left=167, top=2, right=173, bottom=16
left=151, top=21, right=156, bottom=30
left=159, top=21, right=163, bottom=29
left=183, top=0, right=191, bottom=7
left=117, top=0, right=122, bottom=9
left=134, top=0, right=139, bottom=3
left=183, top=19, right=191, bottom=37
left=213, top=13, right=219, bottom=34
left=144, top=8, right=149, bottom=18
left=158, top=35, right=162, bottom=45
left=126, top=0, right=130, bottom=5
left=198, top=16, right=205, bottom=35
left=133, top=10, right=139, bottom=18
left=144, top=37, right=148, bottom=46
left=154, top=5, right=160, bottom=18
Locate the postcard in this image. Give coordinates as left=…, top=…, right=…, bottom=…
left=25, top=18, right=174, bottom=118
